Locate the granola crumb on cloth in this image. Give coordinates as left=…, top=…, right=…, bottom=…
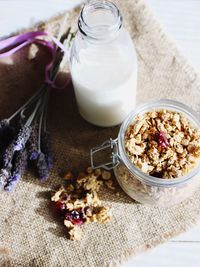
left=125, top=109, right=200, bottom=179
left=51, top=168, right=115, bottom=240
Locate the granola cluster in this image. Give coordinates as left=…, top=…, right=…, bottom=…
left=125, top=110, right=200, bottom=179
left=51, top=167, right=115, bottom=240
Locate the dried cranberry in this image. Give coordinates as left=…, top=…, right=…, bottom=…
left=71, top=210, right=80, bottom=220
left=155, top=131, right=169, bottom=148
left=65, top=210, right=84, bottom=225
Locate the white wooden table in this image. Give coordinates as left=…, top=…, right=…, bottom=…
left=1, top=1, right=200, bottom=266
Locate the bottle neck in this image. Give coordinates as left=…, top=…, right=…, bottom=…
left=78, top=0, right=123, bottom=42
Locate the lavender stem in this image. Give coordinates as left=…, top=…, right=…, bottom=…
left=8, top=86, right=45, bottom=122
left=26, top=97, right=43, bottom=127
left=38, top=96, right=46, bottom=153
left=43, top=88, right=49, bottom=133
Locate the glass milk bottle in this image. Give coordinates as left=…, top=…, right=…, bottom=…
left=70, top=0, right=138, bottom=127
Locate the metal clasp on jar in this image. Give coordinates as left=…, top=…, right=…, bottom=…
left=90, top=138, right=120, bottom=170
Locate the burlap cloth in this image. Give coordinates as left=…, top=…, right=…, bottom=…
left=1, top=0, right=200, bottom=266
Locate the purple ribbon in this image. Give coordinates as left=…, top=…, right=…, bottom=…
left=0, top=31, right=69, bottom=88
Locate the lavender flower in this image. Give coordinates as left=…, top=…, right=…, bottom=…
left=3, top=143, right=16, bottom=168
left=2, top=125, right=31, bottom=168
left=4, top=149, right=28, bottom=191
left=28, top=124, right=39, bottom=160
left=36, top=152, right=49, bottom=181
left=41, top=132, right=53, bottom=169
left=0, top=167, right=11, bottom=188
left=14, top=125, right=32, bottom=151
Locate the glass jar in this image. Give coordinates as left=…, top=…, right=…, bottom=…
left=91, top=99, right=200, bottom=207
left=70, top=0, right=138, bottom=127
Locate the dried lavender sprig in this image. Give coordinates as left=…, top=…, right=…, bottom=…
left=1, top=125, right=30, bottom=184
left=14, top=97, right=44, bottom=152
left=13, top=125, right=32, bottom=152
left=43, top=85, right=49, bottom=133
left=4, top=149, right=28, bottom=191
left=2, top=97, right=42, bottom=168
left=27, top=90, right=49, bottom=161
left=37, top=93, right=46, bottom=153
left=36, top=152, right=49, bottom=181
left=1, top=97, right=44, bottom=185
left=41, top=88, right=52, bottom=170
left=41, top=132, right=53, bottom=169
left=35, top=91, right=50, bottom=180
left=2, top=143, right=16, bottom=169
left=28, top=123, right=39, bottom=160
left=0, top=167, right=11, bottom=187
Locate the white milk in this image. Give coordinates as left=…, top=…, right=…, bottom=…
left=71, top=30, right=137, bottom=127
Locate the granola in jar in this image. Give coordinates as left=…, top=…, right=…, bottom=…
left=90, top=100, right=200, bottom=206
left=113, top=100, right=200, bottom=206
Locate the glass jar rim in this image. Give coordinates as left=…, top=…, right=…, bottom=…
left=118, top=99, right=200, bottom=186
left=78, top=0, right=123, bottom=41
